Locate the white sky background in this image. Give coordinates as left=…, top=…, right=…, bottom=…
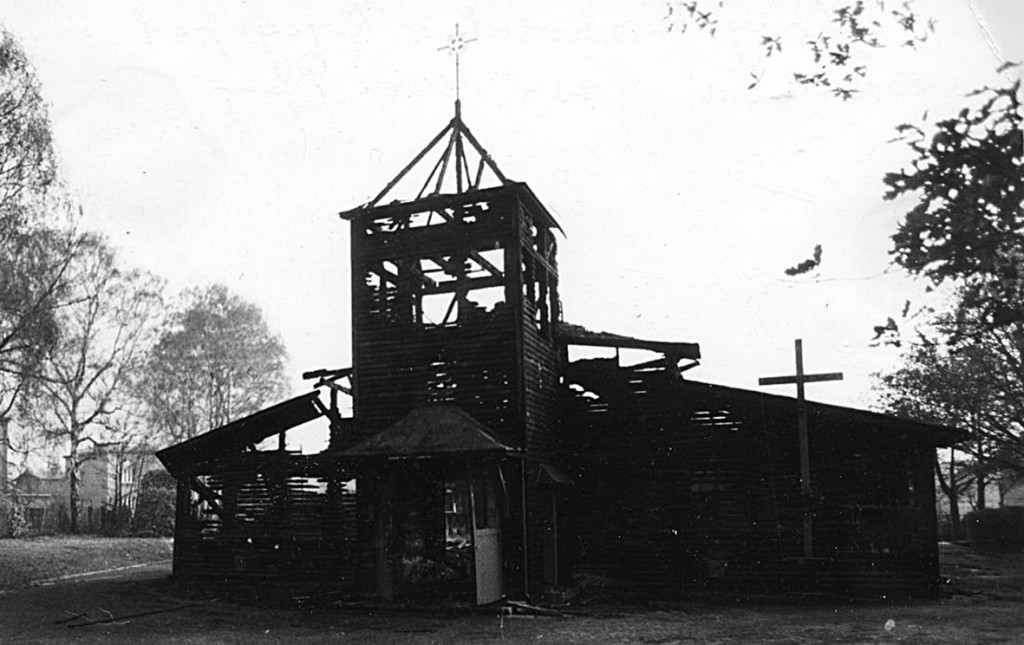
left=1, top=0, right=1021, bottom=421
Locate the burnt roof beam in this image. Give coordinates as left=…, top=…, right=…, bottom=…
left=562, top=334, right=701, bottom=358
left=458, top=118, right=508, bottom=185
left=422, top=274, right=505, bottom=295
left=371, top=120, right=454, bottom=209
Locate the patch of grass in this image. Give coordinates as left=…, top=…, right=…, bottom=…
left=0, top=536, right=172, bottom=591
left=3, top=545, right=1024, bottom=643
left=940, top=542, right=1024, bottom=599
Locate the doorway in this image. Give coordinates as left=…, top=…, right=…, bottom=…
left=375, top=461, right=504, bottom=605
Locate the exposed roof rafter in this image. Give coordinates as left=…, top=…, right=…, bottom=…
left=340, top=100, right=509, bottom=219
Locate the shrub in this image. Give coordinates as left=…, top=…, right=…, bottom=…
left=141, top=469, right=176, bottom=491
left=101, top=505, right=133, bottom=536
left=132, top=470, right=176, bottom=537
left=8, top=502, right=29, bottom=538
left=963, top=507, right=1024, bottom=551
left=1, top=497, right=30, bottom=538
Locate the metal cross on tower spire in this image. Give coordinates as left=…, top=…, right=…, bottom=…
left=438, top=23, right=476, bottom=102
left=338, top=25, right=508, bottom=215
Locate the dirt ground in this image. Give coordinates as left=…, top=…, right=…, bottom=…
left=2, top=543, right=1024, bottom=644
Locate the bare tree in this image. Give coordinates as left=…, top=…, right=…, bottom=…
left=99, top=389, right=163, bottom=521
left=22, top=233, right=163, bottom=533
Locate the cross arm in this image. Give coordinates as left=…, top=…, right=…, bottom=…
left=758, top=372, right=844, bottom=386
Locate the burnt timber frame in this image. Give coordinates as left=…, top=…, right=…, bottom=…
left=345, top=175, right=564, bottom=598
left=158, top=100, right=965, bottom=603
left=561, top=358, right=961, bottom=598
left=157, top=393, right=362, bottom=588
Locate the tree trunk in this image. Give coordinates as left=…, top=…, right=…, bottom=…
left=947, top=450, right=960, bottom=537
left=948, top=490, right=961, bottom=537
left=113, top=450, right=123, bottom=510
left=936, top=448, right=962, bottom=538
left=0, top=416, right=8, bottom=496
left=0, top=416, right=9, bottom=536
left=975, top=433, right=987, bottom=509
left=68, top=436, right=81, bottom=534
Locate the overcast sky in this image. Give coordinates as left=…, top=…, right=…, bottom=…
left=2, top=0, right=1021, bottom=414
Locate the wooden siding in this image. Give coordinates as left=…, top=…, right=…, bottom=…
left=516, top=197, right=562, bottom=456
left=351, top=189, right=521, bottom=447
left=172, top=452, right=360, bottom=590
left=347, top=184, right=564, bottom=600
left=353, top=321, right=519, bottom=443
left=350, top=186, right=562, bottom=456
left=563, top=359, right=942, bottom=599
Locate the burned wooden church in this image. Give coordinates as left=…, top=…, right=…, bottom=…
left=157, top=101, right=962, bottom=604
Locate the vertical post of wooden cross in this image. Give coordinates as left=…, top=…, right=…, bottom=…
left=758, top=339, right=843, bottom=560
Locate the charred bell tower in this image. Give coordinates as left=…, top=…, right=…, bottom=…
left=340, top=100, right=563, bottom=457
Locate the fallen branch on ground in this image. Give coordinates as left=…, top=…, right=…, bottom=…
left=66, top=603, right=200, bottom=629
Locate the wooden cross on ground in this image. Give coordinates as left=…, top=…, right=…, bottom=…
left=758, top=339, right=843, bottom=560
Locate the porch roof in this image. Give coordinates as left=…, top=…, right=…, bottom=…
left=337, top=405, right=514, bottom=459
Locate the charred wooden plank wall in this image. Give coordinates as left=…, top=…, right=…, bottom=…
left=172, top=452, right=360, bottom=590
left=349, top=184, right=562, bottom=454
left=563, top=359, right=789, bottom=595
left=348, top=183, right=563, bottom=600
left=350, top=191, right=519, bottom=445
left=515, top=199, right=561, bottom=456
left=512, top=197, right=563, bottom=597
left=563, top=360, right=941, bottom=599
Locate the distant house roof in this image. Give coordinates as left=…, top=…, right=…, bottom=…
left=156, top=391, right=326, bottom=476
left=337, top=406, right=514, bottom=459
left=73, top=443, right=159, bottom=464
left=557, top=321, right=701, bottom=360
left=12, top=470, right=66, bottom=496
left=13, top=470, right=63, bottom=484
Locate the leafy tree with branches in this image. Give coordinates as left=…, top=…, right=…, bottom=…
left=885, top=70, right=1023, bottom=334
left=0, top=29, right=56, bottom=217
left=0, top=28, right=80, bottom=531
left=0, top=29, right=64, bottom=408
left=140, top=284, right=289, bottom=443
left=877, top=68, right=1023, bottom=517
left=876, top=324, right=1023, bottom=531
left=666, top=0, right=934, bottom=99
left=21, top=234, right=163, bottom=533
